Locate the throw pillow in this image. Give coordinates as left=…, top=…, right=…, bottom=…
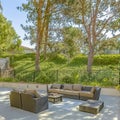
left=91, top=87, right=95, bottom=93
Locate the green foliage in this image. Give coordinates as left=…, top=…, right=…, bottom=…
left=0, top=77, right=17, bottom=82
left=116, top=85, right=120, bottom=90
left=97, top=38, right=118, bottom=54
left=79, top=68, right=117, bottom=87
left=61, top=75, right=74, bottom=84
left=62, top=26, right=83, bottom=57
left=2, top=53, right=120, bottom=67
left=4, top=53, right=35, bottom=61
left=69, top=54, right=120, bottom=66
left=35, top=70, right=56, bottom=84
left=69, top=54, right=87, bottom=66
left=49, top=53, right=67, bottom=64
left=0, top=53, right=119, bottom=87
left=110, top=18, right=120, bottom=31
left=0, top=13, right=21, bottom=53
left=94, top=55, right=120, bottom=65
left=12, top=53, right=35, bottom=61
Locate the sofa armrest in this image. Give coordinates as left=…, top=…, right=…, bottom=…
left=94, top=87, right=101, bottom=100
left=34, top=95, right=48, bottom=113
left=33, top=95, right=48, bottom=103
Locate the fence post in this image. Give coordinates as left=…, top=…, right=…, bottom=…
left=118, top=62, right=120, bottom=85
left=33, top=71, right=36, bottom=82
left=56, top=70, right=58, bottom=82
left=118, top=65, right=120, bottom=85
left=0, top=68, right=1, bottom=77
left=13, top=69, right=15, bottom=78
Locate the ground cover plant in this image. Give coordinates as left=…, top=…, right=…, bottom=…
left=0, top=53, right=119, bottom=88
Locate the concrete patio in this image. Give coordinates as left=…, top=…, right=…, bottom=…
left=0, top=87, right=120, bottom=120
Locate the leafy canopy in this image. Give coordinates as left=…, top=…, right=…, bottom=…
left=0, top=13, right=21, bottom=53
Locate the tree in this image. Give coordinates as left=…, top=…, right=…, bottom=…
left=62, top=26, right=83, bottom=58
left=18, top=0, right=52, bottom=71
left=0, top=0, right=2, bottom=12
left=8, top=38, right=22, bottom=54
left=0, top=13, right=21, bottom=54
left=97, top=38, right=118, bottom=54
left=61, top=0, right=120, bottom=73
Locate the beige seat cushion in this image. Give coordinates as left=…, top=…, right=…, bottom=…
left=73, top=84, right=82, bottom=91
left=48, top=89, right=60, bottom=93
left=80, top=91, right=94, bottom=98
left=59, top=90, right=79, bottom=96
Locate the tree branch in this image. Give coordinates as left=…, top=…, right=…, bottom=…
left=96, top=15, right=114, bottom=36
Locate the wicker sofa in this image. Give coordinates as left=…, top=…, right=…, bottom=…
left=10, top=90, right=48, bottom=113
left=48, top=84, right=101, bottom=100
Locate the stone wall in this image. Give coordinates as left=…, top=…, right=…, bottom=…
left=0, top=82, right=48, bottom=91
left=0, top=57, right=12, bottom=77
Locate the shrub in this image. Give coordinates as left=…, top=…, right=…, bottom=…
left=69, top=54, right=87, bottom=66
left=116, top=85, right=120, bottom=90
left=79, top=68, right=118, bottom=87
left=94, top=55, right=120, bottom=65
left=69, top=54, right=120, bottom=66
left=49, top=54, right=67, bottom=64
left=61, top=75, right=74, bottom=84
left=35, top=70, right=56, bottom=84
left=0, top=77, right=17, bottom=82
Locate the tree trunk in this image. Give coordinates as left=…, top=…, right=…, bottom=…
left=35, top=19, right=41, bottom=71
left=35, top=41, right=40, bottom=71
left=35, top=0, right=43, bottom=71
left=44, top=24, right=48, bottom=60
left=43, top=0, right=51, bottom=60
left=87, top=47, right=94, bottom=74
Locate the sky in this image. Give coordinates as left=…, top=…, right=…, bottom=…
left=1, top=0, right=35, bottom=48
left=1, top=0, right=119, bottom=49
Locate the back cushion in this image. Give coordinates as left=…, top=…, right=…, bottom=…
left=63, top=84, right=73, bottom=90
left=24, top=90, right=40, bottom=98
left=91, top=87, right=95, bottom=93
left=82, top=86, right=92, bottom=91
left=73, top=84, right=82, bottom=91
left=52, top=84, right=61, bottom=89
left=12, top=89, right=19, bottom=93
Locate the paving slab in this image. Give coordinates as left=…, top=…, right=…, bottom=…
left=0, top=87, right=120, bottom=120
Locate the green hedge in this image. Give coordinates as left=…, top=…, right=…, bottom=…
left=70, top=54, right=120, bottom=66
left=69, top=54, right=87, bottom=66
left=1, top=53, right=120, bottom=66
left=93, top=55, right=120, bottom=65
left=1, top=53, right=35, bottom=62
left=48, top=53, right=67, bottom=64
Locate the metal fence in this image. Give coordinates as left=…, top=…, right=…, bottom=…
left=9, top=68, right=120, bottom=86
left=0, top=67, right=119, bottom=86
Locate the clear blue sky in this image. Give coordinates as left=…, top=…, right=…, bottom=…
left=1, top=0, right=35, bottom=48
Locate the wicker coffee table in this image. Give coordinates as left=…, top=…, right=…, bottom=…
left=79, top=100, right=104, bottom=114
left=48, top=93, right=62, bottom=103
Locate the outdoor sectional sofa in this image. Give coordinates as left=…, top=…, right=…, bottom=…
left=10, top=90, right=48, bottom=113
left=48, top=84, right=101, bottom=100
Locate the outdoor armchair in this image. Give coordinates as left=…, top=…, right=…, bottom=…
left=21, top=92, right=48, bottom=113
